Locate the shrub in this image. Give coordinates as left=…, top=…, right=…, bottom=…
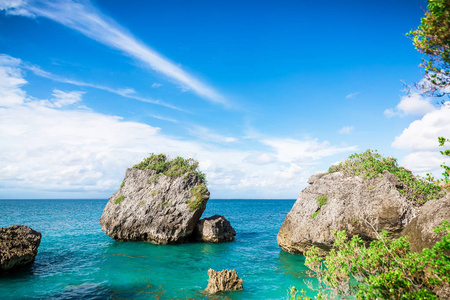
left=329, top=149, right=444, bottom=205
left=291, top=221, right=450, bottom=300
left=317, top=195, right=327, bottom=207
left=186, top=184, right=207, bottom=211
left=133, top=153, right=207, bottom=184
left=114, top=195, right=124, bottom=204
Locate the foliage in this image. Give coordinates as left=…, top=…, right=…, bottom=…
left=439, top=136, right=450, bottom=184
left=291, top=221, right=450, bottom=300
left=317, top=195, right=328, bottom=207
left=329, top=149, right=444, bottom=205
left=133, top=153, right=207, bottom=184
left=186, top=184, right=207, bottom=211
left=114, top=195, right=124, bottom=204
left=311, top=211, right=320, bottom=219
left=408, top=0, right=450, bottom=97
left=120, top=181, right=124, bottom=189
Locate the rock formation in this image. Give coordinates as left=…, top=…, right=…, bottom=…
left=277, top=170, right=418, bottom=255
left=192, top=215, right=236, bottom=243
left=204, top=269, right=243, bottom=294
left=0, top=225, right=41, bottom=273
left=402, top=193, right=450, bottom=253
left=100, top=155, right=210, bottom=244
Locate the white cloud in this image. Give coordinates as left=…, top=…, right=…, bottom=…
left=384, top=93, right=436, bottom=118
left=392, top=104, right=450, bottom=177
left=345, top=92, right=359, bottom=99
left=338, top=125, right=354, bottom=135
left=0, top=55, right=358, bottom=198
left=0, top=54, right=26, bottom=107
left=24, top=62, right=181, bottom=110
left=187, top=126, right=238, bottom=144
left=261, top=138, right=357, bottom=164
left=1, top=0, right=226, bottom=105
left=151, top=83, right=162, bottom=88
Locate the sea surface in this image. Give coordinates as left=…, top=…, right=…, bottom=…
left=0, top=199, right=315, bottom=299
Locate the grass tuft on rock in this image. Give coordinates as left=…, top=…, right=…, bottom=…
left=114, top=195, right=125, bottom=204
left=329, top=150, right=444, bottom=205
left=186, top=184, right=207, bottom=211
left=133, top=153, right=206, bottom=183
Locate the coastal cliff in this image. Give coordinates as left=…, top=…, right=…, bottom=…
left=278, top=150, right=448, bottom=255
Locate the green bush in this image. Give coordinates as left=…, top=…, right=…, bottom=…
left=133, top=153, right=207, bottom=183
left=317, top=195, right=327, bottom=207
left=329, top=149, right=444, bottom=205
left=186, top=184, right=207, bottom=211
left=114, top=195, right=124, bottom=204
left=291, top=221, right=450, bottom=299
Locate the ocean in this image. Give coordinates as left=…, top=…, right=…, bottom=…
left=0, top=199, right=314, bottom=299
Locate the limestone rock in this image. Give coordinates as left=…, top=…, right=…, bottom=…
left=277, top=171, right=418, bottom=255
left=193, top=215, right=236, bottom=243
left=307, top=171, right=328, bottom=185
left=204, top=269, right=243, bottom=294
left=402, top=193, right=450, bottom=253
left=0, top=225, right=41, bottom=273
left=100, top=167, right=209, bottom=244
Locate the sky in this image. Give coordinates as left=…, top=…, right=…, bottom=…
left=0, top=0, right=449, bottom=199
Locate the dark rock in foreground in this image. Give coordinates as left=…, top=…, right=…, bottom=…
left=193, top=215, right=236, bottom=243
left=100, top=166, right=209, bottom=244
left=204, top=268, right=243, bottom=294
left=403, top=193, right=450, bottom=253
left=277, top=170, right=418, bottom=255
left=0, top=225, right=41, bottom=273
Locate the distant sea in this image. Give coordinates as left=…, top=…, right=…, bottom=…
left=0, top=199, right=314, bottom=299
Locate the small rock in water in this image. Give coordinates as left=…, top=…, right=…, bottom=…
left=0, top=225, right=41, bottom=273
left=193, top=215, right=236, bottom=243
left=204, top=268, right=243, bottom=294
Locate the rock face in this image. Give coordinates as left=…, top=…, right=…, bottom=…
left=0, top=225, right=41, bottom=273
left=100, top=167, right=210, bottom=244
left=277, top=170, right=418, bottom=255
left=204, top=269, right=243, bottom=294
left=193, top=215, right=236, bottom=243
left=402, top=193, right=450, bottom=253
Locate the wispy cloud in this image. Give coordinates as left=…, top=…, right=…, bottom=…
left=187, top=125, right=238, bottom=144
left=149, top=114, right=178, bottom=123
left=345, top=92, right=359, bottom=99
left=23, top=61, right=183, bottom=111
left=338, top=125, right=354, bottom=135
left=384, top=93, right=436, bottom=118
left=1, top=0, right=226, bottom=105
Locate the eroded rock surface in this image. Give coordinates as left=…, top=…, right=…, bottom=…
left=100, top=167, right=209, bottom=244
left=204, top=268, right=243, bottom=294
left=277, top=170, right=418, bottom=255
left=0, top=225, right=41, bottom=273
left=403, top=193, right=450, bottom=253
left=193, top=215, right=236, bottom=243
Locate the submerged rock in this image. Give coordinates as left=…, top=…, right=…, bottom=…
left=100, top=155, right=210, bottom=244
left=193, top=215, right=236, bottom=243
left=0, top=225, right=41, bottom=273
left=204, top=268, right=243, bottom=294
left=277, top=170, right=418, bottom=255
left=402, top=193, right=450, bottom=253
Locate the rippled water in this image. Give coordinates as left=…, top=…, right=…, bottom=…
left=0, top=199, right=314, bottom=299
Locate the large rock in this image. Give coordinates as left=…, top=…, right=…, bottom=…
left=100, top=167, right=210, bottom=244
left=402, top=193, right=450, bottom=253
left=277, top=170, right=418, bottom=255
left=0, top=225, right=41, bottom=273
left=193, top=215, right=236, bottom=243
left=204, top=269, right=243, bottom=294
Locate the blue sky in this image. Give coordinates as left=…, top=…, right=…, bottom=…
left=1, top=0, right=449, bottom=199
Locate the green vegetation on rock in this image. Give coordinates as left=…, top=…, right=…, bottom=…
left=133, top=153, right=206, bottom=183
left=311, top=195, right=327, bottom=219
left=329, top=149, right=444, bottom=205
left=186, top=184, right=207, bottom=211
left=290, top=221, right=450, bottom=300
left=114, top=195, right=124, bottom=204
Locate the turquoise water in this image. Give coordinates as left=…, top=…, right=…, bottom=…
left=0, top=199, right=314, bottom=299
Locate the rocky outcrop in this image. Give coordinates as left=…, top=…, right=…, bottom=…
left=277, top=170, right=418, bottom=255
left=204, top=269, right=243, bottom=294
left=100, top=167, right=209, bottom=244
left=0, top=225, right=41, bottom=273
left=192, top=215, right=236, bottom=243
left=402, top=193, right=450, bottom=253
